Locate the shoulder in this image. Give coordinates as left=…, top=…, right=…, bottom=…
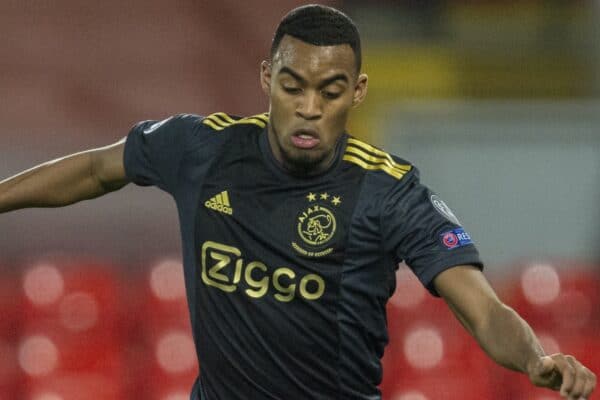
left=342, top=136, right=417, bottom=184
left=200, top=112, right=269, bottom=133
left=129, top=112, right=269, bottom=153
left=133, top=111, right=269, bottom=136
left=189, top=111, right=270, bottom=149
left=128, top=113, right=205, bottom=149
left=341, top=136, right=425, bottom=216
left=132, top=113, right=202, bottom=133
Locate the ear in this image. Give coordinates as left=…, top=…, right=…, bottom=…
left=352, top=73, right=368, bottom=108
left=260, top=60, right=272, bottom=96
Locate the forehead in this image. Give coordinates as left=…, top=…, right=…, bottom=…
left=272, top=35, right=356, bottom=79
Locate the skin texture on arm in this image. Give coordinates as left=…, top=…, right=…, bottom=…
left=0, top=138, right=129, bottom=213
left=434, top=265, right=596, bottom=399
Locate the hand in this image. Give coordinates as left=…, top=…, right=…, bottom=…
left=528, top=353, right=597, bottom=399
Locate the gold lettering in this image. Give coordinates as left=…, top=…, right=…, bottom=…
left=273, top=268, right=296, bottom=302
left=205, top=200, right=233, bottom=215
left=208, top=251, right=230, bottom=281
left=300, top=274, right=325, bottom=300
left=233, top=259, right=243, bottom=284
left=201, top=241, right=241, bottom=292
left=291, top=242, right=309, bottom=255
left=245, top=261, right=269, bottom=298
left=313, top=248, right=333, bottom=257
left=200, top=241, right=327, bottom=302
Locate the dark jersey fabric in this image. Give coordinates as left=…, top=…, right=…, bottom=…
left=124, top=113, right=483, bottom=400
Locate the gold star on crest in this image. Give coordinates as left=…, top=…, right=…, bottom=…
left=307, top=192, right=317, bottom=202
left=331, top=196, right=342, bottom=206
left=320, top=193, right=330, bottom=200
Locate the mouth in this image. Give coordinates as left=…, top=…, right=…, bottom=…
left=290, top=129, right=320, bottom=149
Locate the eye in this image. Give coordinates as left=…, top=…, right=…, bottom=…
left=322, top=90, right=341, bottom=100
left=283, top=86, right=302, bottom=94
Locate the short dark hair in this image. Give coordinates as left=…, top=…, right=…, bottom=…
left=270, top=4, right=362, bottom=73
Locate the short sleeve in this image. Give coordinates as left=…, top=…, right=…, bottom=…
left=382, top=168, right=483, bottom=296
left=124, top=114, right=199, bottom=193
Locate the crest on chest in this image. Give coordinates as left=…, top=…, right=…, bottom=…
left=291, top=192, right=343, bottom=258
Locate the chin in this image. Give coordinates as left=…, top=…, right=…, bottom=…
left=282, top=148, right=329, bottom=173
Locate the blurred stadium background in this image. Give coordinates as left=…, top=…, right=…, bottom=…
left=1, top=1, right=599, bottom=399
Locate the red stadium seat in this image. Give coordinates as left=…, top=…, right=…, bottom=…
left=387, top=370, right=494, bottom=400
left=16, top=259, right=127, bottom=399
left=19, top=261, right=125, bottom=369
left=0, top=338, right=20, bottom=400
left=23, top=372, right=123, bottom=400
left=122, top=258, right=197, bottom=400
left=125, top=326, right=198, bottom=400
left=503, top=261, right=600, bottom=334
left=133, top=258, right=189, bottom=330
left=0, top=271, right=21, bottom=339
left=383, top=264, right=492, bottom=397
left=382, top=314, right=496, bottom=400
left=20, top=261, right=123, bottom=329
left=0, top=270, right=22, bottom=398
left=7, top=256, right=597, bottom=400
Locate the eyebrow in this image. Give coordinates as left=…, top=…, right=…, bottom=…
left=279, top=66, right=349, bottom=88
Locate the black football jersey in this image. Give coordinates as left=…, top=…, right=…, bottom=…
left=124, top=112, right=483, bottom=400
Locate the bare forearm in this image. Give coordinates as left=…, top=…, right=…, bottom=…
left=472, top=302, right=545, bottom=374
left=0, top=151, right=110, bottom=212
left=437, top=267, right=596, bottom=397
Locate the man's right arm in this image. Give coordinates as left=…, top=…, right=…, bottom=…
left=0, top=138, right=129, bottom=213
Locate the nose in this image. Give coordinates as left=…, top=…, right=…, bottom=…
left=296, top=91, right=322, bottom=120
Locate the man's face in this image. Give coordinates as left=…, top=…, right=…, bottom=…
left=261, top=35, right=368, bottom=175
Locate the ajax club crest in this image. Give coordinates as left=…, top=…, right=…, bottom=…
left=298, top=205, right=336, bottom=246
left=292, top=192, right=341, bottom=257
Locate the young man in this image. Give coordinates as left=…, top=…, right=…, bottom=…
left=0, top=5, right=596, bottom=400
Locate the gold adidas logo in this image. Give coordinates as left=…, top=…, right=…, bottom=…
left=204, top=191, right=233, bottom=215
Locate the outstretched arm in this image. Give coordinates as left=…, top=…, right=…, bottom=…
left=434, top=265, right=596, bottom=400
left=0, top=138, right=129, bottom=213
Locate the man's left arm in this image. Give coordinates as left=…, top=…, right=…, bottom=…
left=434, top=265, right=597, bottom=400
